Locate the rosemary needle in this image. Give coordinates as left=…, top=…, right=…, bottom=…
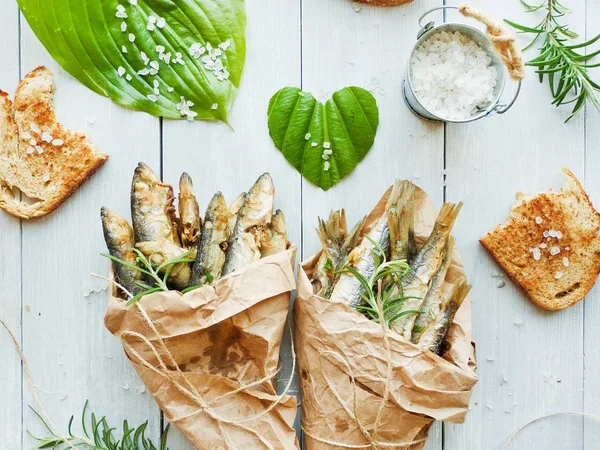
left=505, top=0, right=600, bottom=121
left=28, top=400, right=169, bottom=450
left=337, top=236, right=420, bottom=328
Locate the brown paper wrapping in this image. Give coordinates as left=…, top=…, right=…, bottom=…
left=294, top=188, right=478, bottom=450
left=105, top=245, right=299, bottom=450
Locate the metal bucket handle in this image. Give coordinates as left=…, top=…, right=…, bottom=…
left=417, top=5, right=522, bottom=116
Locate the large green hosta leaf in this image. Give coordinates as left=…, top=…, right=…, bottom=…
left=18, top=0, right=246, bottom=123
left=268, top=86, right=379, bottom=190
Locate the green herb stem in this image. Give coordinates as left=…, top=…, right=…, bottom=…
left=506, top=0, right=600, bottom=120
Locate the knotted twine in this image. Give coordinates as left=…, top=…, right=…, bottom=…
left=301, top=280, right=428, bottom=449
left=94, top=269, right=298, bottom=449
left=459, top=3, right=525, bottom=81
left=120, top=299, right=297, bottom=450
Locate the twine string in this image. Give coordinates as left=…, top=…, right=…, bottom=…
left=303, top=282, right=424, bottom=449
left=117, top=300, right=296, bottom=450
left=0, top=319, right=79, bottom=450
left=504, top=411, right=600, bottom=449
left=459, top=3, right=526, bottom=81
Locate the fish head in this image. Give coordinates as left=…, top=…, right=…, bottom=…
left=101, top=207, right=134, bottom=248
left=242, top=173, right=274, bottom=227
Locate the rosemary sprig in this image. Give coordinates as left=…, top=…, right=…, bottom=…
left=337, top=236, right=421, bottom=328
left=505, top=0, right=600, bottom=121
left=102, top=249, right=198, bottom=306
left=28, top=400, right=169, bottom=450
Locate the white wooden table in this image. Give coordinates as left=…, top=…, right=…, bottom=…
left=1, top=0, right=600, bottom=449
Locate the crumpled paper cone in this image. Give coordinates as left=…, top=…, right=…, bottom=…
left=105, top=245, right=299, bottom=449
left=294, top=187, right=478, bottom=450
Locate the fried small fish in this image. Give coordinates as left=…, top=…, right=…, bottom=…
left=411, top=236, right=455, bottom=343
left=178, top=172, right=201, bottom=248
left=222, top=173, right=274, bottom=276
left=329, top=180, right=407, bottom=309
left=101, top=207, right=143, bottom=296
left=228, top=193, right=246, bottom=237
left=189, top=192, right=229, bottom=286
left=313, top=210, right=364, bottom=298
left=136, top=240, right=196, bottom=290
left=390, top=202, right=462, bottom=339
left=388, top=181, right=416, bottom=262
left=416, top=278, right=470, bottom=355
left=260, top=209, right=287, bottom=257
left=131, top=162, right=180, bottom=246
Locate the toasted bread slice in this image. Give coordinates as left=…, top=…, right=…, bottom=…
left=480, top=169, right=600, bottom=310
left=356, top=0, right=412, bottom=5
left=0, top=66, right=108, bottom=219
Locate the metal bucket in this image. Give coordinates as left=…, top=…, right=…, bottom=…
left=403, top=5, right=522, bottom=123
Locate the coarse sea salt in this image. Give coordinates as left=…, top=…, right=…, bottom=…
left=410, top=31, right=498, bottom=121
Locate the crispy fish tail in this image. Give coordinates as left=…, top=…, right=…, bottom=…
left=388, top=181, right=416, bottom=262
left=343, top=215, right=365, bottom=253
left=330, top=180, right=406, bottom=308
left=416, top=278, right=470, bottom=355
left=313, top=209, right=350, bottom=297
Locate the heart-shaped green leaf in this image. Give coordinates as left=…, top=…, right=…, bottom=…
left=267, top=86, right=379, bottom=190
left=18, top=0, right=246, bottom=124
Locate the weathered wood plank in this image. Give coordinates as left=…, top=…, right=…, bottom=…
left=444, top=1, right=586, bottom=448
left=0, top=4, right=22, bottom=449
left=301, top=1, right=444, bottom=449
left=161, top=0, right=301, bottom=447
left=584, top=1, right=600, bottom=448
left=18, top=16, right=163, bottom=447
